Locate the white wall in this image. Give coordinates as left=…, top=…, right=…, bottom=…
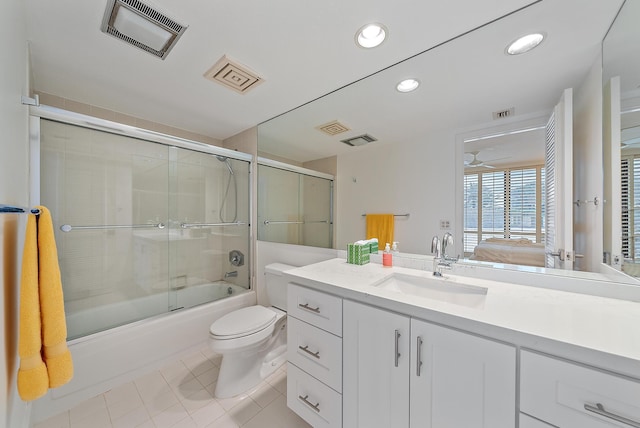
left=573, top=56, right=604, bottom=272
left=1, top=0, right=30, bottom=426
left=337, top=130, right=457, bottom=255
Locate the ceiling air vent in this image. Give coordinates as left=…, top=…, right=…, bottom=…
left=316, top=120, right=350, bottom=136
left=493, top=107, right=515, bottom=120
left=204, top=55, right=264, bottom=94
left=100, top=0, right=188, bottom=60
left=340, top=134, right=377, bottom=147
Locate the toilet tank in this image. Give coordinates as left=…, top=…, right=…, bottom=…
left=264, top=263, right=296, bottom=311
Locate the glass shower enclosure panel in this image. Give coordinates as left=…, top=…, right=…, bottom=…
left=258, top=164, right=333, bottom=248
left=40, top=117, right=253, bottom=339
left=169, top=148, right=251, bottom=310
left=40, top=119, right=171, bottom=339
left=301, top=174, right=333, bottom=248
left=258, top=165, right=301, bottom=244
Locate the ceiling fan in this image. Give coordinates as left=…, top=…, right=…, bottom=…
left=464, top=151, right=508, bottom=169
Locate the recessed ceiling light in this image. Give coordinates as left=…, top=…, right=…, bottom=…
left=355, top=23, right=387, bottom=48
left=506, top=33, right=545, bottom=55
left=396, top=78, right=420, bottom=93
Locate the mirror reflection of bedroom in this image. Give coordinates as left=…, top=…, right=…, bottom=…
left=463, top=126, right=546, bottom=267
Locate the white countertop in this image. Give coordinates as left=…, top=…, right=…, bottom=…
left=284, top=258, right=640, bottom=376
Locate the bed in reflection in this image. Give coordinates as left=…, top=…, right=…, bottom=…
left=469, top=238, right=546, bottom=267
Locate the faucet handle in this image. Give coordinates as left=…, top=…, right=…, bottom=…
left=442, top=232, right=454, bottom=247
left=431, top=235, right=441, bottom=254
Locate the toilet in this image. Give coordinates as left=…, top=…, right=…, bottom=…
left=209, top=262, right=294, bottom=398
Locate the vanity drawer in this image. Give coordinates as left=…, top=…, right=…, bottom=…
left=521, top=350, right=640, bottom=427
left=287, top=316, right=342, bottom=392
left=288, top=283, right=342, bottom=336
left=287, top=362, right=342, bottom=428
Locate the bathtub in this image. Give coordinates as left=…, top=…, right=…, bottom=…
left=66, top=281, right=249, bottom=339
left=31, top=284, right=256, bottom=424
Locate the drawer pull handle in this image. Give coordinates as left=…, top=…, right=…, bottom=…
left=298, top=303, right=321, bottom=313
left=584, top=403, right=640, bottom=428
left=299, top=395, right=320, bottom=412
left=299, top=345, right=320, bottom=359
left=416, top=336, right=423, bottom=376
left=394, top=330, right=401, bottom=367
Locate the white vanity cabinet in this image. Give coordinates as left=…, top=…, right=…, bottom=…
left=520, top=350, right=640, bottom=428
left=343, top=300, right=517, bottom=428
left=343, top=299, right=411, bottom=428
left=287, top=284, right=343, bottom=428
left=409, top=317, right=516, bottom=427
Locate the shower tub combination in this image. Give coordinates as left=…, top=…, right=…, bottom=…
left=29, top=106, right=254, bottom=422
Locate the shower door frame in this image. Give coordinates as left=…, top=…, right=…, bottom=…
left=29, top=104, right=255, bottom=306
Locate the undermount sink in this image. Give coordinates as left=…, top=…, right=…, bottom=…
left=372, top=272, right=488, bottom=308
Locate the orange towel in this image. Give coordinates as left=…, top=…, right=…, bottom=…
left=366, top=214, right=394, bottom=251
left=18, top=206, right=73, bottom=401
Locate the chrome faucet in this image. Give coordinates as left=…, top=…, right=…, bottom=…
left=224, top=270, right=238, bottom=279
left=431, top=233, right=458, bottom=277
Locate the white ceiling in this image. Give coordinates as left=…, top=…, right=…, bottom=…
left=24, top=0, right=541, bottom=141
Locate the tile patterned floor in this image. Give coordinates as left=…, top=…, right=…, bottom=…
left=33, top=348, right=311, bottom=428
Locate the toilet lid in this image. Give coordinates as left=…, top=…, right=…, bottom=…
left=210, top=306, right=277, bottom=338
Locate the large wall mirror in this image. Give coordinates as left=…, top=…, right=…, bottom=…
left=258, top=0, right=638, bottom=283
left=603, top=0, right=640, bottom=279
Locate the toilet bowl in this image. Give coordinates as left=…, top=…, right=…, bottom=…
left=209, top=263, right=294, bottom=398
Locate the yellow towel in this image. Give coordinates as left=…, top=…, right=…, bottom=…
left=18, top=206, right=73, bottom=401
left=366, top=214, right=394, bottom=251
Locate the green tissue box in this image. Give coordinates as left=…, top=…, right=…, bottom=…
left=347, top=243, right=371, bottom=265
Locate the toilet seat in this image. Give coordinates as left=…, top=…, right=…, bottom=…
left=210, top=306, right=276, bottom=340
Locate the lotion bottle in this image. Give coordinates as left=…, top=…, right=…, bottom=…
left=383, top=243, right=392, bottom=267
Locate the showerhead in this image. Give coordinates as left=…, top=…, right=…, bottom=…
left=216, top=155, right=234, bottom=175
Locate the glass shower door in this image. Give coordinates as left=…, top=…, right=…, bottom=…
left=301, top=174, right=333, bottom=248
left=40, top=119, right=171, bottom=339
left=257, top=163, right=334, bottom=247
left=169, top=148, right=251, bottom=310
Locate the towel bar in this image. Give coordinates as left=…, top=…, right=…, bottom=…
left=361, top=213, right=410, bottom=218
left=0, top=204, right=40, bottom=215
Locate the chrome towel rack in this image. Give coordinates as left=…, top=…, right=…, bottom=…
left=0, top=204, right=40, bottom=215
left=60, top=223, right=165, bottom=232
left=361, top=213, right=410, bottom=218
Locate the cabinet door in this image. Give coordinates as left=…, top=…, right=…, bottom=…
left=410, top=319, right=516, bottom=428
left=343, top=300, right=410, bottom=428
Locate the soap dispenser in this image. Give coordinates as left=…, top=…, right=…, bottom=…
left=391, top=241, right=399, bottom=254
left=383, top=243, right=392, bottom=267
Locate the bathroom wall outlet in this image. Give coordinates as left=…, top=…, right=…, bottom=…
left=440, top=219, right=451, bottom=230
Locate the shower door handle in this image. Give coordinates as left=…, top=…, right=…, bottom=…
left=180, top=221, right=246, bottom=228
